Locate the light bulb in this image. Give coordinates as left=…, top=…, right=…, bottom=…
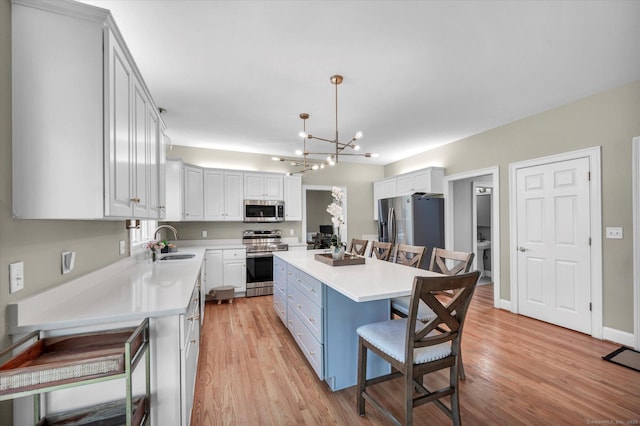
left=371, top=153, right=380, bottom=158
left=299, top=131, right=308, bottom=138
left=312, top=164, right=319, bottom=170
left=320, top=164, right=325, bottom=169
left=355, top=131, right=363, bottom=139
left=353, top=144, right=361, bottom=151
left=272, top=157, right=280, bottom=161
left=295, top=150, right=303, bottom=156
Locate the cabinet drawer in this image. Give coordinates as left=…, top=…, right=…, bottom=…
left=292, top=312, right=323, bottom=380
left=223, top=249, right=245, bottom=260
left=287, top=266, right=322, bottom=307
left=273, top=286, right=286, bottom=325
left=293, top=288, right=322, bottom=342
left=274, top=256, right=286, bottom=274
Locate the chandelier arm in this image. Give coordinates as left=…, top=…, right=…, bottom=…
left=307, top=135, right=335, bottom=144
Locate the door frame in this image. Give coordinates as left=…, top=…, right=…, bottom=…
left=472, top=181, right=493, bottom=275
left=632, top=137, right=640, bottom=350
left=508, top=146, right=602, bottom=338
left=444, top=166, right=501, bottom=308
left=302, top=185, right=348, bottom=245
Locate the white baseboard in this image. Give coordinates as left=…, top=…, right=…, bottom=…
left=602, top=326, right=635, bottom=347
left=499, top=298, right=512, bottom=311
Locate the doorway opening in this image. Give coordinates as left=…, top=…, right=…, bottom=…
left=444, top=167, right=501, bottom=308
left=302, top=185, right=348, bottom=249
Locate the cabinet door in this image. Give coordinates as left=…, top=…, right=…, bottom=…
left=224, top=260, right=246, bottom=292
left=244, top=173, right=264, bottom=199
left=132, top=78, right=149, bottom=218
left=184, top=165, right=204, bottom=220
left=373, top=178, right=397, bottom=220
left=204, top=170, right=225, bottom=220
left=284, top=175, right=302, bottom=221
left=105, top=31, right=134, bottom=218
left=148, top=110, right=161, bottom=219
left=396, top=174, right=414, bottom=196
left=205, top=250, right=223, bottom=293
left=225, top=172, right=244, bottom=221
left=264, top=175, right=284, bottom=200
left=165, top=159, right=183, bottom=221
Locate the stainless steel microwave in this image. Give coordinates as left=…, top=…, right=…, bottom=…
left=243, top=200, right=285, bottom=222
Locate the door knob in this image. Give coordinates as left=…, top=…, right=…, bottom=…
left=518, top=247, right=528, bottom=252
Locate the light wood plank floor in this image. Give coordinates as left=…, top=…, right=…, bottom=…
left=191, top=285, right=640, bottom=425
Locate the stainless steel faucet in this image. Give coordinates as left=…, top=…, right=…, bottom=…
left=153, top=225, right=179, bottom=241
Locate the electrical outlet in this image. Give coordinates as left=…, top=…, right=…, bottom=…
left=289, top=229, right=294, bottom=236
left=9, top=261, right=24, bottom=293
left=202, top=230, right=208, bottom=238
left=606, top=227, right=623, bottom=239
left=119, top=240, right=126, bottom=255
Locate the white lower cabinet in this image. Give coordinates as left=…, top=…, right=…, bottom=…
left=205, top=248, right=247, bottom=295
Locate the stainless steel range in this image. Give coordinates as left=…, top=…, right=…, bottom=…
left=243, top=230, right=288, bottom=297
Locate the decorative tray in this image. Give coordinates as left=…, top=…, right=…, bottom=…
left=314, top=253, right=366, bottom=266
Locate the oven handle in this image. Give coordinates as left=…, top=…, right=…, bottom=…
left=246, top=252, right=275, bottom=259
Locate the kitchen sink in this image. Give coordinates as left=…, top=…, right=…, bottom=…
left=158, top=253, right=196, bottom=261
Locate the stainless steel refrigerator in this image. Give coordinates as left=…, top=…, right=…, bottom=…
left=378, top=194, right=444, bottom=269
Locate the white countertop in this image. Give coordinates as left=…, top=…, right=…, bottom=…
left=274, top=250, right=442, bottom=303
left=8, top=247, right=207, bottom=334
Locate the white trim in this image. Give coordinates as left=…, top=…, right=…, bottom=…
left=508, top=146, right=603, bottom=339
left=499, top=299, right=512, bottom=311
left=603, top=327, right=635, bottom=348
left=301, top=185, right=349, bottom=245
left=632, top=136, right=640, bottom=350
left=443, top=166, right=500, bottom=308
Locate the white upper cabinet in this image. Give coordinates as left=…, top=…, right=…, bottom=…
left=373, top=167, right=445, bottom=220
left=165, top=159, right=184, bottom=221
left=204, top=170, right=243, bottom=221
left=11, top=0, right=164, bottom=220
left=395, top=167, right=444, bottom=196
left=284, top=175, right=302, bottom=221
left=184, top=165, right=204, bottom=221
left=244, top=173, right=284, bottom=200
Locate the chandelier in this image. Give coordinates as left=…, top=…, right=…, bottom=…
left=274, top=74, right=378, bottom=174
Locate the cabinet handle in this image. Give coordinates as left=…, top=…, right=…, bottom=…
left=296, top=278, right=301, bottom=283
left=296, top=304, right=301, bottom=309
left=308, top=350, right=315, bottom=356
left=309, top=288, right=315, bottom=293
left=288, top=321, right=293, bottom=325
left=287, top=295, right=292, bottom=299
left=188, top=314, right=200, bottom=321
left=308, top=317, right=314, bottom=323
left=130, top=197, right=140, bottom=203
left=190, top=339, right=197, bottom=344
left=296, top=333, right=302, bottom=337
left=192, top=297, right=199, bottom=303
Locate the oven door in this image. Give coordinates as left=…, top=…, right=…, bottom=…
left=246, top=253, right=274, bottom=297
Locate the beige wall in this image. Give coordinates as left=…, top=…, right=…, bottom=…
left=385, top=80, right=640, bottom=333
left=165, top=146, right=383, bottom=243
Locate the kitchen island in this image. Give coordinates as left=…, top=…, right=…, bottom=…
left=273, top=249, right=442, bottom=391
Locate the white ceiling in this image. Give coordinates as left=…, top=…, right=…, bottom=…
left=79, top=0, right=640, bottom=165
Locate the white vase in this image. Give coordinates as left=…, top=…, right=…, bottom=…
left=331, top=245, right=345, bottom=260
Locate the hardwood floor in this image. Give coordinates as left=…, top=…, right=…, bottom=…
left=191, top=285, right=640, bottom=425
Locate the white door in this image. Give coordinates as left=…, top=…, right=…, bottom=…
left=516, top=157, right=592, bottom=334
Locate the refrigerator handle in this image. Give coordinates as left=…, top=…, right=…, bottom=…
left=389, top=207, right=396, bottom=245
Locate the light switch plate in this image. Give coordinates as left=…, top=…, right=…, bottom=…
left=606, top=227, right=623, bottom=239
left=9, top=261, right=24, bottom=293
left=119, top=240, right=126, bottom=255
left=202, top=230, right=208, bottom=238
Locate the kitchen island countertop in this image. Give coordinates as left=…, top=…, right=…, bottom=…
left=273, top=249, right=442, bottom=303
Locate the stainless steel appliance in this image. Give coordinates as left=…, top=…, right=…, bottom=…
left=243, top=200, right=285, bottom=223
left=378, top=194, right=444, bottom=269
left=242, top=230, right=288, bottom=297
